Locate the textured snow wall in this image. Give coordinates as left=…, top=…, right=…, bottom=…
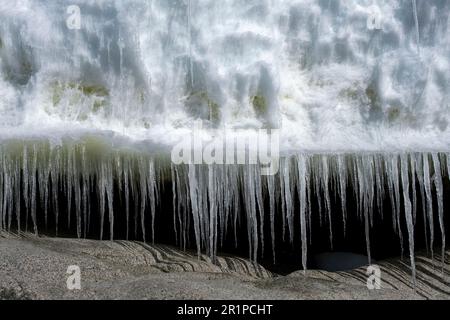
left=0, top=0, right=449, bottom=151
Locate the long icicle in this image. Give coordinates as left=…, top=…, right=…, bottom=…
left=423, top=154, right=435, bottom=259
left=401, top=154, right=416, bottom=287
left=431, top=153, right=446, bottom=272
left=297, top=154, right=309, bottom=272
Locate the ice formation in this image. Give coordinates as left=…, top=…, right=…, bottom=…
left=0, top=1, right=449, bottom=281
left=0, top=141, right=448, bottom=283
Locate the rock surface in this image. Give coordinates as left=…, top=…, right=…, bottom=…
left=0, top=232, right=448, bottom=300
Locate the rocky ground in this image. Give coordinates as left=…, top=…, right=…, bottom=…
left=0, top=232, right=448, bottom=300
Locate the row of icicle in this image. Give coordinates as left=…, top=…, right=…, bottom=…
left=0, top=142, right=448, bottom=282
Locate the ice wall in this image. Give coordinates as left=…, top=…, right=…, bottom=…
left=0, top=1, right=449, bottom=283
left=0, top=0, right=449, bottom=151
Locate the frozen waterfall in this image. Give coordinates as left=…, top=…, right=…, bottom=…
left=0, top=0, right=449, bottom=282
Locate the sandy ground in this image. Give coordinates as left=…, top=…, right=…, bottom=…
left=0, top=232, right=448, bottom=300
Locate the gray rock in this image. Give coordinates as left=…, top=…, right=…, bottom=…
left=0, top=232, right=448, bottom=300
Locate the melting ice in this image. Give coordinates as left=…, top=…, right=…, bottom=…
left=0, top=0, right=449, bottom=282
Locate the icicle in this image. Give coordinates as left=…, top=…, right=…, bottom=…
left=218, top=166, right=226, bottom=247
left=423, top=154, right=435, bottom=259
left=0, top=152, right=4, bottom=231
left=1, top=155, right=7, bottom=231
left=351, top=157, right=361, bottom=221
left=7, top=160, right=13, bottom=232
left=171, top=164, right=179, bottom=245
left=387, top=155, right=404, bottom=257
left=81, top=147, right=90, bottom=238
left=392, top=156, right=402, bottom=236
left=313, top=157, right=324, bottom=227
left=1, top=153, right=5, bottom=231
left=243, top=165, right=259, bottom=261
left=447, top=153, right=450, bottom=182
left=0, top=143, right=445, bottom=280
left=98, top=161, right=107, bottom=240
left=148, top=159, right=157, bottom=243
left=356, top=157, right=364, bottom=222
left=279, top=160, right=287, bottom=240
left=138, top=157, right=147, bottom=242
left=357, top=156, right=371, bottom=265
left=0, top=153, right=7, bottom=231
left=199, top=166, right=209, bottom=253
left=106, top=160, right=114, bottom=241
left=337, top=155, right=347, bottom=235
left=267, top=173, right=276, bottom=263
left=180, top=165, right=190, bottom=249
left=414, top=153, right=429, bottom=253
left=410, top=154, right=418, bottom=224
left=400, top=154, right=416, bottom=286
left=221, top=167, right=229, bottom=246
left=231, top=166, right=240, bottom=249
left=283, top=158, right=294, bottom=243
left=37, top=147, right=49, bottom=230
left=365, top=155, right=375, bottom=228
left=188, top=164, right=201, bottom=256
left=223, top=166, right=235, bottom=247
left=16, top=159, right=21, bottom=232
left=374, top=155, right=385, bottom=220
left=129, top=158, right=138, bottom=238
left=306, top=156, right=313, bottom=245
left=297, top=154, right=308, bottom=272
left=30, top=145, right=38, bottom=235
left=431, top=153, right=446, bottom=271
left=73, top=147, right=82, bottom=238
left=52, top=148, right=61, bottom=236
left=66, top=147, right=73, bottom=230
left=321, top=156, right=333, bottom=249
left=207, top=165, right=218, bottom=260
left=255, top=166, right=265, bottom=258
left=22, top=146, right=29, bottom=231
